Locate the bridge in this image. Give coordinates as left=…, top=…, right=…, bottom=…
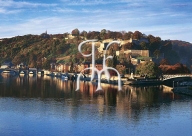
left=0, top=68, right=38, bottom=75
left=162, top=74, right=192, bottom=81
left=162, top=74, right=192, bottom=87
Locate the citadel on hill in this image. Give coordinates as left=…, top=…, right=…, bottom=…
left=0, top=29, right=191, bottom=77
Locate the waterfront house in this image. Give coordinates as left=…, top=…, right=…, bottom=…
left=56, top=63, right=63, bottom=72
left=77, top=62, right=90, bottom=73
left=54, top=63, right=71, bottom=73
left=50, top=62, right=56, bottom=71
left=63, top=63, right=70, bottom=73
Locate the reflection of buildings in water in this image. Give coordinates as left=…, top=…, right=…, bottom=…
left=116, top=85, right=174, bottom=120
left=16, top=76, right=175, bottom=106
left=43, top=75, right=51, bottom=80
left=162, top=85, right=173, bottom=93
left=0, top=75, right=181, bottom=122
left=1, top=73, right=12, bottom=78
left=104, top=85, right=118, bottom=106
left=19, top=74, right=25, bottom=78
left=116, top=86, right=133, bottom=118
left=79, top=81, right=89, bottom=93
left=16, top=76, right=23, bottom=85
left=162, top=85, right=174, bottom=99
left=29, top=75, right=37, bottom=84
left=97, top=96, right=105, bottom=115
left=45, top=77, right=78, bottom=92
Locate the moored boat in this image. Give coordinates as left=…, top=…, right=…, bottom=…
left=61, top=74, right=68, bottom=80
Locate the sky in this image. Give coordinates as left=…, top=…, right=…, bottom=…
left=0, top=0, right=192, bottom=42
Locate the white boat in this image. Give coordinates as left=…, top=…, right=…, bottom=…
left=61, top=75, right=68, bottom=80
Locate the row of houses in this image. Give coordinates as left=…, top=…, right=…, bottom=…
left=51, top=62, right=126, bottom=74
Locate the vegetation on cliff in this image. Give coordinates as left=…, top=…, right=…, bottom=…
left=0, top=29, right=191, bottom=74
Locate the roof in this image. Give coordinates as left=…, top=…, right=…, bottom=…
left=136, top=56, right=152, bottom=60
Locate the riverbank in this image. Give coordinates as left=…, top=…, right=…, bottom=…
left=123, top=78, right=162, bottom=85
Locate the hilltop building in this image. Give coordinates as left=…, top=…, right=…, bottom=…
left=41, top=30, right=50, bottom=38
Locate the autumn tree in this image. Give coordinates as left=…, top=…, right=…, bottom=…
left=86, top=31, right=100, bottom=39
left=123, top=42, right=133, bottom=50
left=159, top=63, right=190, bottom=74
left=122, top=31, right=132, bottom=40
left=80, top=30, right=87, bottom=38
left=132, top=31, right=142, bottom=40
left=71, top=28, right=80, bottom=36
left=160, top=58, right=169, bottom=65
left=148, top=35, right=161, bottom=53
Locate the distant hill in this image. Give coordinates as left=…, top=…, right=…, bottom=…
left=0, top=29, right=191, bottom=70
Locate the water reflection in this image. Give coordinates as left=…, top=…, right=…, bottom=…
left=0, top=75, right=192, bottom=136
left=0, top=75, right=184, bottom=105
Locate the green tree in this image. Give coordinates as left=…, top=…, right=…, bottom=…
left=153, top=49, right=160, bottom=59
left=113, top=54, right=117, bottom=68
left=100, top=29, right=107, bottom=40
left=106, top=58, right=113, bottom=67
left=140, top=41, right=149, bottom=50
left=136, top=61, right=160, bottom=78
left=42, top=59, right=50, bottom=70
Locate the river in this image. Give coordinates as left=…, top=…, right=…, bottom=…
left=0, top=74, right=192, bottom=136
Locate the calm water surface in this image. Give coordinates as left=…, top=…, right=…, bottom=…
left=0, top=75, right=192, bottom=136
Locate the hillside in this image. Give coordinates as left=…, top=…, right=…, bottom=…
left=0, top=29, right=191, bottom=71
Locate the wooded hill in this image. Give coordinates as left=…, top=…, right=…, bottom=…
left=0, top=29, right=191, bottom=71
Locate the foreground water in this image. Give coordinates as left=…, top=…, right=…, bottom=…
left=0, top=75, right=192, bottom=136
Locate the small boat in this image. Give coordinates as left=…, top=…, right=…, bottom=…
left=46, top=72, right=55, bottom=77
left=61, top=74, right=68, bottom=80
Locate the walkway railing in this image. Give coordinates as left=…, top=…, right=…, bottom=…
left=163, top=74, right=192, bottom=80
